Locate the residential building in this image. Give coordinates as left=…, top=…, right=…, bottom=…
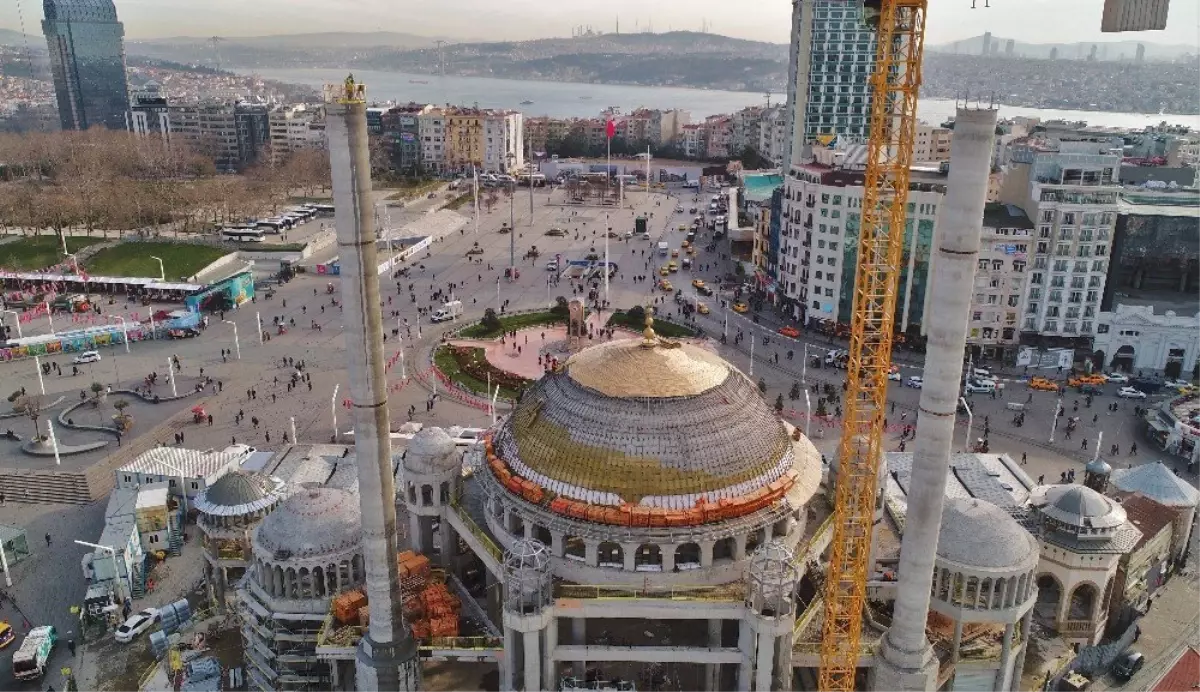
left=444, top=108, right=523, bottom=173
left=524, top=116, right=571, bottom=153
left=704, top=115, right=734, bottom=159
left=168, top=100, right=272, bottom=172
left=731, top=106, right=764, bottom=156
left=483, top=110, right=523, bottom=173
left=680, top=124, right=707, bottom=159
left=418, top=108, right=446, bottom=173
left=1104, top=189, right=1200, bottom=315
left=999, top=136, right=1122, bottom=347
left=379, top=103, right=426, bottom=174
left=779, top=142, right=945, bottom=331
left=1110, top=462, right=1200, bottom=566
left=127, top=81, right=169, bottom=139
left=267, top=104, right=324, bottom=164
left=783, top=0, right=877, bottom=168
left=1104, top=492, right=1176, bottom=634
left=42, top=0, right=131, bottom=132
left=655, top=109, right=690, bottom=147
left=913, top=123, right=953, bottom=163
left=967, top=203, right=1034, bottom=361
left=233, top=103, right=271, bottom=169
left=758, top=106, right=790, bottom=167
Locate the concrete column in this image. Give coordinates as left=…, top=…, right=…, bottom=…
left=775, top=631, right=795, bottom=691
left=408, top=514, right=421, bottom=552
left=763, top=522, right=774, bottom=543
left=737, top=620, right=753, bottom=691
left=705, top=619, right=722, bottom=691
left=584, top=541, right=598, bottom=567
left=550, top=531, right=565, bottom=557
left=1012, top=608, right=1034, bottom=684
left=572, top=618, right=587, bottom=676
left=994, top=622, right=1015, bottom=692
left=542, top=617, right=558, bottom=688
left=950, top=619, right=964, bottom=663
left=734, top=533, right=748, bottom=560
left=879, top=107, right=998, bottom=688
left=700, top=540, right=715, bottom=568
left=1001, top=576, right=1011, bottom=608
left=418, top=520, right=435, bottom=556
left=439, top=519, right=457, bottom=567
left=523, top=630, right=541, bottom=691
left=502, top=626, right=517, bottom=691
left=662, top=545, right=676, bottom=573
left=755, top=631, right=774, bottom=691
left=621, top=543, right=638, bottom=572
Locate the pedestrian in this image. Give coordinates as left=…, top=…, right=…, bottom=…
left=1037, top=474, right=1044, bottom=484
left=1081, top=438, right=1088, bottom=450
left=45, top=533, right=51, bottom=547
left=207, top=414, right=213, bottom=426
left=266, top=431, right=271, bottom=443
left=0, top=492, right=4, bottom=506
left=68, top=637, right=76, bottom=656
left=1021, top=452, right=1027, bottom=465
left=1131, top=442, right=1137, bottom=455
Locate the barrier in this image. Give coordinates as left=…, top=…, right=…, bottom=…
left=554, top=583, right=743, bottom=602
left=449, top=501, right=503, bottom=563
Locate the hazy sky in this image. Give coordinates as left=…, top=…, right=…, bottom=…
left=2, top=0, right=1198, bottom=45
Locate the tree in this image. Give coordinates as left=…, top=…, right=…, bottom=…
left=789, top=381, right=801, bottom=401
left=774, top=394, right=785, bottom=413
left=90, top=381, right=105, bottom=400
left=627, top=305, right=646, bottom=324
left=738, top=145, right=771, bottom=171
left=735, top=263, right=746, bottom=278
left=481, top=307, right=502, bottom=333
left=550, top=296, right=570, bottom=318
left=13, top=394, right=43, bottom=439
left=484, top=191, right=499, bottom=213
left=112, top=398, right=133, bottom=431
left=816, top=398, right=828, bottom=417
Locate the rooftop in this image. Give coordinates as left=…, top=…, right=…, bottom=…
left=1110, top=461, right=1200, bottom=507
left=118, top=447, right=246, bottom=480
left=253, top=485, right=361, bottom=561
left=1153, top=646, right=1200, bottom=692
left=983, top=202, right=1034, bottom=231
left=194, top=471, right=287, bottom=517
left=1119, top=493, right=1178, bottom=551
left=937, top=497, right=1039, bottom=572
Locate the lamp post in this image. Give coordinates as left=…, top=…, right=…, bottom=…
left=1, top=309, right=22, bottom=339
left=1093, top=431, right=1103, bottom=464
left=331, top=383, right=340, bottom=440
left=223, top=320, right=240, bottom=360
left=33, top=355, right=46, bottom=395
left=112, top=316, right=129, bottom=353
left=149, top=256, right=165, bottom=281
left=804, top=388, right=812, bottom=440
left=960, top=396, right=973, bottom=452
left=256, top=312, right=264, bottom=345
left=1049, top=397, right=1063, bottom=444
left=44, top=300, right=55, bottom=335
left=749, top=336, right=755, bottom=377
left=166, top=357, right=177, bottom=397
left=74, top=540, right=126, bottom=604
left=46, top=419, right=61, bottom=466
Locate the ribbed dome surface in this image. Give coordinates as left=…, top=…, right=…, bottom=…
left=1040, top=485, right=1127, bottom=530
left=404, top=427, right=459, bottom=474
left=195, top=471, right=286, bottom=517
left=937, top=497, right=1038, bottom=571
left=496, top=338, right=795, bottom=504
left=254, top=486, right=361, bottom=559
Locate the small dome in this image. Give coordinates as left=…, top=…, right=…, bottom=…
left=937, top=497, right=1039, bottom=571
left=254, top=486, right=361, bottom=560
left=1038, top=484, right=1127, bottom=530
left=403, top=427, right=459, bottom=474
left=1085, top=458, right=1112, bottom=476
left=565, top=339, right=730, bottom=399
left=196, top=471, right=285, bottom=516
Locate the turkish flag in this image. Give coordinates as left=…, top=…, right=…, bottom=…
left=606, top=119, right=615, bottom=139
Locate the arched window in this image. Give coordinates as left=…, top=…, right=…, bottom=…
left=597, top=542, right=622, bottom=569
left=635, top=544, right=663, bottom=572
left=1069, top=583, right=1097, bottom=620
left=563, top=536, right=586, bottom=562
left=675, top=543, right=701, bottom=570
left=1035, top=574, right=1062, bottom=621
left=713, top=537, right=736, bottom=563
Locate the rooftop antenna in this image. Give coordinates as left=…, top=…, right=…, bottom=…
left=209, top=37, right=224, bottom=72
left=15, top=0, right=33, bottom=83
left=435, top=40, right=447, bottom=105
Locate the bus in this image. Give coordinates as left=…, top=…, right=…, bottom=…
left=256, top=218, right=288, bottom=233
left=222, top=228, right=266, bottom=243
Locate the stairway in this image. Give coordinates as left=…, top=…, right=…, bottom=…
left=131, top=557, right=149, bottom=599
left=168, top=510, right=184, bottom=557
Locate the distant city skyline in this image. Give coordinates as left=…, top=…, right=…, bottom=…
left=1, top=0, right=1197, bottom=46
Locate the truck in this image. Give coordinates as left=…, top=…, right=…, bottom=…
left=657, top=241, right=669, bottom=257
left=430, top=300, right=463, bottom=323
left=12, top=625, right=56, bottom=681
left=635, top=216, right=648, bottom=236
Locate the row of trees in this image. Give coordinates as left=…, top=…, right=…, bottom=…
left=0, top=128, right=331, bottom=249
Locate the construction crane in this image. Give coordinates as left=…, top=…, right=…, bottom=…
left=818, top=1, right=927, bottom=691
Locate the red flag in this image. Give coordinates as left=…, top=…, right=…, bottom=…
left=606, top=119, right=615, bottom=140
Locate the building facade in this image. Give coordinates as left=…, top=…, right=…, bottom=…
left=42, top=0, right=131, bottom=132
left=1104, top=190, right=1200, bottom=315
left=967, top=203, right=1034, bottom=361
left=379, top=104, right=425, bottom=174
left=267, top=104, right=324, bottom=164
left=1000, top=137, right=1122, bottom=347
left=127, top=81, right=169, bottom=139
left=444, top=108, right=523, bottom=173
left=913, top=123, right=953, bottom=163
left=1092, top=304, right=1200, bottom=377
left=418, top=108, right=446, bottom=173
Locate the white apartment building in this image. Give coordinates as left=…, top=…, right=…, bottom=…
left=731, top=106, right=764, bottom=157
left=778, top=143, right=945, bottom=331
left=267, top=105, right=324, bottom=164
left=482, top=111, right=524, bottom=173
left=758, top=106, right=790, bottom=167
left=913, top=123, right=953, bottom=163
left=966, top=203, right=1035, bottom=361
left=680, top=124, right=706, bottom=159
left=418, top=109, right=446, bottom=173
left=1000, top=137, right=1122, bottom=344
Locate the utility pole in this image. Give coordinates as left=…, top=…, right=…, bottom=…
left=528, top=136, right=535, bottom=225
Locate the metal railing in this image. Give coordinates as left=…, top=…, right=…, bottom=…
left=449, top=500, right=503, bottom=563
left=554, top=583, right=744, bottom=602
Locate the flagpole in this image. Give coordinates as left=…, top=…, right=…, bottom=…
left=606, top=126, right=612, bottom=205
left=604, top=213, right=610, bottom=317
left=472, top=164, right=479, bottom=235
left=645, top=144, right=651, bottom=194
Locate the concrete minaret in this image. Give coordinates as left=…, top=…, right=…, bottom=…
left=325, top=76, right=421, bottom=692
left=874, top=106, right=998, bottom=692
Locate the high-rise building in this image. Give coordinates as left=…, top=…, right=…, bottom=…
left=127, top=82, right=170, bottom=140
left=966, top=203, right=1035, bottom=361
left=981, top=31, right=993, bottom=56
left=1135, top=43, right=1146, bottom=63
left=42, top=0, right=131, bottom=132
left=783, top=0, right=877, bottom=168
left=1005, top=39, right=1015, bottom=56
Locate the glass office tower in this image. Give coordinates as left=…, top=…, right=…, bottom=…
left=42, top=0, right=131, bottom=131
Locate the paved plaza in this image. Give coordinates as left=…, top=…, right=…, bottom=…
left=0, top=182, right=1194, bottom=689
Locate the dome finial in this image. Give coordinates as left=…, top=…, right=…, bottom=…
left=641, top=304, right=658, bottom=346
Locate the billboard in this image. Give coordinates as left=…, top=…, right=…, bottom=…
left=1017, top=347, right=1073, bottom=370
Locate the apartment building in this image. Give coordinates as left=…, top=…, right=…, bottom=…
left=758, top=106, right=790, bottom=167
left=524, top=116, right=572, bottom=152
left=655, top=109, right=690, bottom=146
left=483, top=110, right=524, bottom=173
left=127, top=82, right=170, bottom=139
left=680, top=124, right=707, bottom=159
left=379, top=104, right=425, bottom=173
left=731, top=106, right=764, bottom=156
left=778, top=143, right=945, bottom=331
left=168, top=100, right=268, bottom=172
left=704, top=115, right=734, bottom=159
left=267, top=104, right=324, bottom=164
left=418, top=108, right=446, bottom=173
left=1000, top=136, right=1122, bottom=346
left=966, top=203, right=1035, bottom=361
left=913, top=123, right=953, bottom=163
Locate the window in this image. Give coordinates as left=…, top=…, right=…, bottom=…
left=1086, top=290, right=1099, bottom=303
left=1054, top=260, right=1069, bottom=272
left=972, top=311, right=983, bottom=321
left=1075, top=261, right=1089, bottom=273
left=1080, top=229, right=1094, bottom=241
left=1071, top=277, right=1085, bottom=289
left=1008, top=295, right=1021, bottom=307
left=832, top=195, right=842, bottom=205
left=1013, top=260, right=1026, bottom=272
left=1051, top=277, right=1065, bottom=289
left=1077, top=245, right=1092, bottom=258
left=1029, top=288, right=1042, bottom=301
left=825, top=288, right=834, bottom=297
left=1039, top=226, right=1051, bottom=238
left=1095, top=244, right=1107, bottom=256
left=1081, top=321, right=1093, bottom=333
left=987, top=295, right=998, bottom=304
left=1055, top=243, right=1070, bottom=256
left=1031, top=272, right=1043, bottom=285
left=1092, top=260, right=1107, bottom=272
left=1046, top=306, right=1060, bottom=317
left=1059, top=228, right=1073, bottom=240
left=148, top=534, right=160, bottom=544
left=1063, top=212, right=1076, bottom=225
left=1097, top=323, right=1110, bottom=334
left=191, top=481, right=199, bottom=490
left=828, top=258, right=837, bottom=266
left=1041, top=210, right=1054, bottom=223
left=1049, top=289, right=1063, bottom=301
left=1026, top=302, right=1039, bottom=315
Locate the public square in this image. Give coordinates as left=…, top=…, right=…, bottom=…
left=0, top=181, right=1194, bottom=690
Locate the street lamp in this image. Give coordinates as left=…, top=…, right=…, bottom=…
left=331, top=383, right=340, bottom=440
left=1049, top=397, right=1063, bottom=444
left=32, top=355, right=46, bottom=395
left=1, top=309, right=22, bottom=339
left=74, top=540, right=126, bottom=604
left=149, top=256, right=165, bottom=281
left=166, top=357, right=178, bottom=397
left=256, top=312, right=264, bottom=345
left=960, top=396, right=973, bottom=452
left=44, top=300, right=55, bottom=335
left=223, top=320, right=241, bottom=360
left=112, top=316, right=129, bottom=353
left=804, top=389, right=812, bottom=440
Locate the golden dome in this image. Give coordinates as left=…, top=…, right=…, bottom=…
left=565, top=339, right=730, bottom=399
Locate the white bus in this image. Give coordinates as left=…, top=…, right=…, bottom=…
left=222, top=228, right=266, bottom=243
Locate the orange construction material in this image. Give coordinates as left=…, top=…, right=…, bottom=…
left=333, top=589, right=367, bottom=625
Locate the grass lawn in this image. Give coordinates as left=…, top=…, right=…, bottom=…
left=458, top=310, right=565, bottom=339
left=434, top=345, right=528, bottom=400
left=85, top=242, right=229, bottom=279
left=443, top=192, right=476, bottom=211
left=0, top=235, right=108, bottom=271
left=386, top=179, right=442, bottom=202
left=608, top=310, right=697, bottom=338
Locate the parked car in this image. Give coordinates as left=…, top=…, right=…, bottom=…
left=1111, top=651, right=1144, bottom=682
left=964, top=380, right=996, bottom=394
left=0, top=621, right=13, bottom=649
left=906, top=376, right=924, bottom=389
left=1079, top=384, right=1104, bottom=396
left=1105, top=372, right=1130, bottom=384
left=732, top=302, right=749, bottom=314
left=888, top=367, right=902, bottom=382
left=115, top=608, right=159, bottom=644
left=778, top=326, right=800, bottom=339
left=1117, top=387, right=1147, bottom=399
left=72, top=351, right=101, bottom=364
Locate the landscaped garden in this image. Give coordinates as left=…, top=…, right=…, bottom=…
left=608, top=306, right=697, bottom=339
left=457, top=308, right=566, bottom=339
left=85, top=241, right=229, bottom=279
left=0, top=235, right=108, bottom=271
left=434, top=345, right=531, bottom=400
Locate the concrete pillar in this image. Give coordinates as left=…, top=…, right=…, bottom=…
left=502, top=626, right=517, bottom=691
left=995, top=622, right=1015, bottom=692
left=700, top=540, right=715, bottom=568
left=584, top=541, right=598, bottom=567
left=1012, top=608, right=1034, bottom=684
left=621, top=543, right=638, bottom=572
left=705, top=619, right=722, bottom=691
left=755, top=631, right=774, bottom=691
left=878, top=107, right=998, bottom=692
left=737, top=620, right=753, bottom=691
left=418, top=520, right=435, bottom=556
left=775, top=631, right=795, bottom=690
left=523, top=630, right=541, bottom=691
left=950, top=619, right=964, bottom=663
left=439, top=519, right=457, bottom=567
left=662, top=545, right=676, bottom=573
left=572, top=618, right=587, bottom=676
left=408, top=514, right=421, bottom=552
left=550, top=531, right=565, bottom=557
left=542, top=617, right=558, bottom=688
left=734, top=533, right=747, bottom=560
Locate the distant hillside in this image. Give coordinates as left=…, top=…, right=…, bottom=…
left=0, top=28, right=35, bottom=46
left=929, top=34, right=1196, bottom=61
left=136, top=31, right=449, bottom=51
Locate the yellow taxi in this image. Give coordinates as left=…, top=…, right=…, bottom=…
left=691, top=279, right=706, bottom=289
left=668, top=261, right=679, bottom=273
left=1029, top=377, right=1060, bottom=392
left=659, top=266, right=670, bottom=276
left=671, top=249, right=680, bottom=258
left=681, top=240, right=691, bottom=249
left=687, top=246, right=697, bottom=256
left=0, top=621, right=13, bottom=649
left=660, top=280, right=674, bottom=292
left=697, top=302, right=710, bottom=314
left=678, top=224, right=688, bottom=231
left=732, top=302, right=749, bottom=314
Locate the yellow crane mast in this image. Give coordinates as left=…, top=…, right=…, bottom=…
left=818, top=2, right=927, bottom=691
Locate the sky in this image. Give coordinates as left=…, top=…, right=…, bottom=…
left=2, top=0, right=1198, bottom=46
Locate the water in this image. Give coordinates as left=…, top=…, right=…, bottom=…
left=251, top=67, right=1200, bottom=129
